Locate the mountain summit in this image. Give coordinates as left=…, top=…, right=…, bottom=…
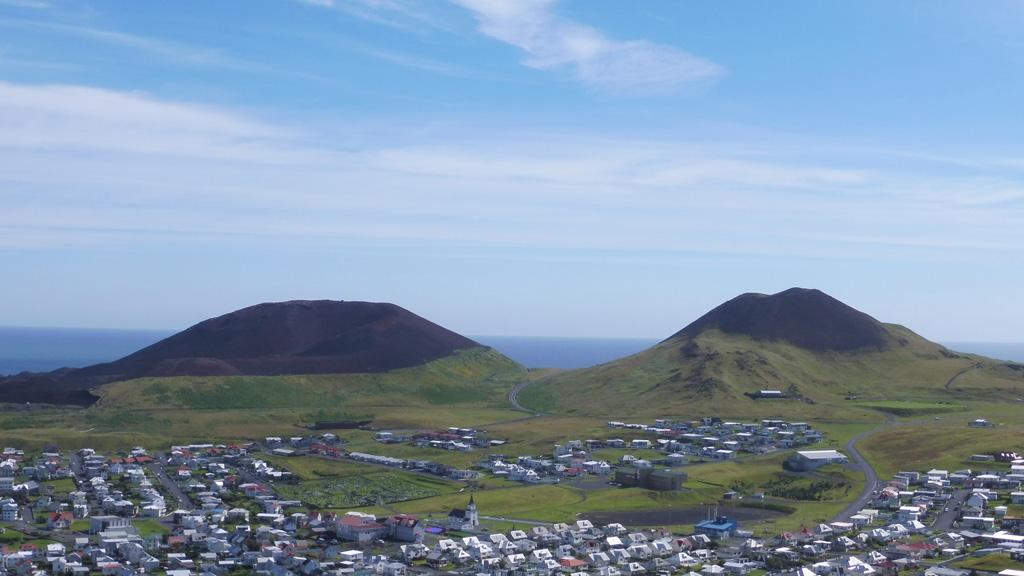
left=669, top=288, right=891, bottom=352
left=85, top=299, right=483, bottom=378
left=518, top=288, right=1023, bottom=417
left=0, top=300, right=488, bottom=405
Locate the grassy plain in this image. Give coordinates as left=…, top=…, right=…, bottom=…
left=858, top=409, right=1024, bottom=478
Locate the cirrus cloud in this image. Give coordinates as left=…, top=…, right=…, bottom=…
left=451, top=0, right=723, bottom=95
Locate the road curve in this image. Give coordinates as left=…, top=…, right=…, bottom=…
left=508, top=373, right=557, bottom=413
left=830, top=424, right=891, bottom=522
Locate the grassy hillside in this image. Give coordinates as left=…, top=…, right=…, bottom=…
left=518, top=327, right=1024, bottom=418
left=0, top=347, right=529, bottom=450
left=94, top=346, right=526, bottom=411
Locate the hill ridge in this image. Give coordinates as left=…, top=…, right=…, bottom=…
left=0, top=299, right=494, bottom=406
left=518, top=287, right=1024, bottom=417
left=669, top=287, right=892, bottom=352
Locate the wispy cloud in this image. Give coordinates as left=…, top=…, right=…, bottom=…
left=294, top=0, right=454, bottom=32
left=2, top=82, right=1022, bottom=262
left=450, top=0, right=723, bottom=95
left=0, top=82, right=301, bottom=162
left=0, top=18, right=245, bottom=69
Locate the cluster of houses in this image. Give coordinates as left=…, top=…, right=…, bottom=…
left=1, top=447, right=166, bottom=523
left=242, top=416, right=829, bottom=490
left=404, top=516, right=730, bottom=576
left=76, top=448, right=167, bottom=519
left=411, top=428, right=506, bottom=452
left=264, top=436, right=349, bottom=460
left=869, top=463, right=1024, bottom=536
left=1, top=448, right=72, bottom=498
left=605, top=418, right=825, bottom=460
left=264, top=436, right=348, bottom=450
left=6, top=423, right=1024, bottom=576
left=465, top=417, right=826, bottom=489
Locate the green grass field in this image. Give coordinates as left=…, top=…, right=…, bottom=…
left=390, top=483, right=582, bottom=520
left=952, top=554, right=1024, bottom=572
left=859, top=410, right=1024, bottom=478
left=132, top=518, right=171, bottom=536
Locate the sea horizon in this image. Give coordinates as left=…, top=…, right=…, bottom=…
left=1, top=326, right=1023, bottom=375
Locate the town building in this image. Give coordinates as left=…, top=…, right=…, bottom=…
left=787, top=450, right=849, bottom=471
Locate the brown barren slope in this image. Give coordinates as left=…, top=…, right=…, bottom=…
left=0, top=300, right=486, bottom=406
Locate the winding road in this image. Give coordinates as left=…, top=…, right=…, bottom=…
left=830, top=421, right=893, bottom=522
left=508, top=373, right=556, bottom=414
left=828, top=413, right=954, bottom=523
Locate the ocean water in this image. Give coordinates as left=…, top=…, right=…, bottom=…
left=940, top=342, right=1024, bottom=363
left=1, top=326, right=1022, bottom=376
left=0, top=327, right=661, bottom=375
left=0, top=327, right=174, bottom=376
left=471, top=336, right=662, bottom=369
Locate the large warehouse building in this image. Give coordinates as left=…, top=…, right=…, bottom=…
left=787, top=449, right=849, bottom=471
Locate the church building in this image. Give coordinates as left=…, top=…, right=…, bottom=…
left=447, top=495, right=479, bottom=530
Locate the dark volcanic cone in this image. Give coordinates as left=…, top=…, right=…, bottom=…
left=667, top=287, right=892, bottom=352
left=0, top=300, right=483, bottom=405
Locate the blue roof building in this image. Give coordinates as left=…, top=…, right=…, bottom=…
left=694, top=516, right=738, bottom=539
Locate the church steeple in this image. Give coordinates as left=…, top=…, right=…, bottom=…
left=467, top=494, right=478, bottom=526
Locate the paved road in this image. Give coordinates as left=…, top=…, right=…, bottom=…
left=149, top=453, right=194, bottom=511
left=829, top=414, right=954, bottom=523
left=507, top=373, right=557, bottom=414
left=830, top=419, right=895, bottom=522
left=932, top=488, right=969, bottom=531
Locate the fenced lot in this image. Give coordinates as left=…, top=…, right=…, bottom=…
left=277, top=472, right=443, bottom=508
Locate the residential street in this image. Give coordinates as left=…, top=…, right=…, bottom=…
left=149, top=453, right=194, bottom=512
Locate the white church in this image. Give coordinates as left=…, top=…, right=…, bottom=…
left=447, top=495, right=479, bottom=530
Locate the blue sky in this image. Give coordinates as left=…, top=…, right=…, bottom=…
left=2, top=0, right=1024, bottom=342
